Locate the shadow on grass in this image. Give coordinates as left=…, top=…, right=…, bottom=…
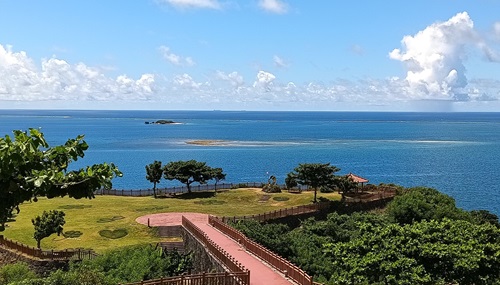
left=174, top=191, right=216, bottom=200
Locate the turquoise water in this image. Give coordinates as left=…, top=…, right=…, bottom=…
left=1, top=110, right=499, bottom=214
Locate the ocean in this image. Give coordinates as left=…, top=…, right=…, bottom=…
left=1, top=110, right=499, bottom=215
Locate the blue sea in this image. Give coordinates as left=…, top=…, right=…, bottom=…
left=1, top=110, right=499, bottom=215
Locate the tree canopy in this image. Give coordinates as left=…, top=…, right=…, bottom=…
left=0, top=129, right=122, bottom=231
left=145, top=160, right=163, bottom=198
left=32, top=210, right=66, bottom=248
left=287, top=163, right=340, bottom=202
left=163, top=160, right=225, bottom=193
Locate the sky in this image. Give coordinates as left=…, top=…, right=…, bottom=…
left=1, top=0, right=500, bottom=111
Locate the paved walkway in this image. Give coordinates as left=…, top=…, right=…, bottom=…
left=136, top=212, right=295, bottom=285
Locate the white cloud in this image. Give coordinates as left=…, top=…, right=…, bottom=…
left=273, top=55, right=289, bottom=68
left=159, top=46, right=195, bottom=66
left=173, top=73, right=202, bottom=89
left=159, top=0, right=221, bottom=9
left=216, top=71, right=244, bottom=87
left=494, top=22, right=500, bottom=39
left=389, top=12, right=500, bottom=101
left=253, top=70, right=275, bottom=91
left=0, top=44, right=155, bottom=101
left=1, top=40, right=499, bottom=111
left=258, top=0, right=288, bottom=14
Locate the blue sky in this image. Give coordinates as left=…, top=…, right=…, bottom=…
left=1, top=0, right=500, bottom=111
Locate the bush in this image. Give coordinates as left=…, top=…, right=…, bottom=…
left=0, top=263, right=37, bottom=285
left=262, top=184, right=281, bottom=193
left=386, top=187, right=468, bottom=225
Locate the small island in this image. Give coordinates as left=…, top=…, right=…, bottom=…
left=145, top=120, right=179, bottom=125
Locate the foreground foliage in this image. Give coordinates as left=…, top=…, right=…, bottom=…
left=0, top=129, right=122, bottom=231
left=1, top=245, right=193, bottom=285
left=233, top=187, right=500, bottom=284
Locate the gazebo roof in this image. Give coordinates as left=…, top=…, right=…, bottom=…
left=347, top=173, right=369, bottom=183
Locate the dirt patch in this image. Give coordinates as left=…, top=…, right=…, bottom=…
left=259, top=195, right=271, bottom=202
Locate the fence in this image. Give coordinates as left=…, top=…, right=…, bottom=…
left=209, top=215, right=314, bottom=285
left=221, top=201, right=331, bottom=223
left=181, top=216, right=250, bottom=285
left=95, top=182, right=310, bottom=197
left=0, top=235, right=97, bottom=260
left=156, top=242, right=185, bottom=254
left=121, top=271, right=250, bottom=285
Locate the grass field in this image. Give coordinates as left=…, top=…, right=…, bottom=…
left=2, top=188, right=341, bottom=253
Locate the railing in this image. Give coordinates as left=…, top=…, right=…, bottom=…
left=95, top=182, right=309, bottom=197
left=209, top=216, right=314, bottom=285
left=121, top=271, right=250, bottom=285
left=156, top=241, right=185, bottom=254
left=181, top=216, right=250, bottom=285
left=221, top=201, right=331, bottom=223
left=0, top=235, right=97, bottom=260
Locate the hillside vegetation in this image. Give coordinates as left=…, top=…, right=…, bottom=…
left=232, top=187, right=500, bottom=285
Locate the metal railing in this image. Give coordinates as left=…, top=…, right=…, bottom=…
left=95, top=182, right=309, bottom=197
left=0, top=235, right=97, bottom=260
left=209, top=216, right=314, bottom=285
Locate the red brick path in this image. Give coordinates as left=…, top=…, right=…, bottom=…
left=136, top=213, right=295, bottom=285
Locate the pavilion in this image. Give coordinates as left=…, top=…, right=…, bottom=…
left=346, top=173, right=369, bottom=187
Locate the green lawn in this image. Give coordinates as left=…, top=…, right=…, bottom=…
left=2, top=188, right=340, bottom=253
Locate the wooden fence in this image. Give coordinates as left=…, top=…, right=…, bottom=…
left=0, top=235, right=97, bottom=260
left=209, top=215, right=314, bottom=285
left=221, top=201, right=331, bottom=223
left=120, top=271, right=250, bottom=285
left=181, top=216, right=250, bottom=285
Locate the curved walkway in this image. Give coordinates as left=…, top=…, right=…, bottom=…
left=136, top=213, right=295, bottom=285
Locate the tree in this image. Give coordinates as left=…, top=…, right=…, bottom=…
left=386, top=187, right=467, bottom=225
left=287, top=163, right=339, bottom=203
left=211, top=167, right=226, bottom=193
left=163, top=160, right=223, bottom=193
left=32, top=210, right=66, bottom=248
left=145, top=161, right=163, bottom=198
left=0, top=129, right=122, bottom=231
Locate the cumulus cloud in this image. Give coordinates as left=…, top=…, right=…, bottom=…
left=273, top=55, right=289, bottom=68
left=159, top=46, right=195, bottom=66
left=173, top=73, right=202, bottom=89
left=216, top=71, right=244, bottom=87
left=0, top=44, right=155, bottom=101
left=253, top=70, right=276, bottom=91
left=258, top=0, right=288, bottom=14
left=158, top=0, right=221, bottom=9
left=389, top=12, right=500, bottom=101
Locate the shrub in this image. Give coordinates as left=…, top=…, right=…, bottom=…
left=386, top=187, right=467, bottom=224
left=0, top=262, right=37, bottom=285
left=262, top=184, right=281, bottom=193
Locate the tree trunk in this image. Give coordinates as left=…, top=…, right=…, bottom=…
left=153, top=182, right=157, bottom=198
left=313, top=188, right=318, bottom=203
left=187, top=183, right=191, bottom=193
left=37, top=239, right=41, bottom=249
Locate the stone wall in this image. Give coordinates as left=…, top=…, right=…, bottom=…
left=181, top=228, right=225, bottom=274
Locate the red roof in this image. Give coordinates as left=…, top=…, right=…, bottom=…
left=347, top=173, right=369, bottom=183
